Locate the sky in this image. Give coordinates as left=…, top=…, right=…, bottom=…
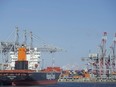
left=0, top=0, right=116, bottom=69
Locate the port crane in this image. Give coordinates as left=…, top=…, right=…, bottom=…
left=0, top=27, right=62, bottom=70
left=29, top=29, right=62, bottom=68
left=82, top=32, right=116, bottom=80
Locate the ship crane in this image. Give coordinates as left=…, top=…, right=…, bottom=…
left=28, top=31, right=63, bottom=68
left=38, top=45, right=62, bottom=66
left=0, top=27, right=63, bottom=70
left=27, top=30, right=63, bottom=70
left=36, top=45, right=63, bottom=69
left=37, top=45, right=62, bottom=53
left=23, top=29, right=63, bottom=69
left=30, top=31, right=63, bottom=53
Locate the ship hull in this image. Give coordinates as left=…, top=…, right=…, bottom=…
left=13, top=72, right=60, bottom=86
left=0, top=71, right=60, bottom=86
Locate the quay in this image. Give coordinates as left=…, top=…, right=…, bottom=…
left=58, top=77, right=116, bottom=83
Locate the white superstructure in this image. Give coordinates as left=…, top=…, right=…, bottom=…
left=9, top=47, right=41, bottom=70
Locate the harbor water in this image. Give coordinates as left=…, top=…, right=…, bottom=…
left=4, top=82, right=116, bottom=87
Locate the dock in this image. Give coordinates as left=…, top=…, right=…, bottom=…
left=58, top=77, right=116, bottom=83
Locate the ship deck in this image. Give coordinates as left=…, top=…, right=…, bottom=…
left=0, top=70, right=36, bottom=76
left=0, top=70, right=35, bottom=73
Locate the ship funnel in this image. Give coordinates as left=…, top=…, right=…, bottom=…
left=15, top=44, right=28, bottom=70
left=18, top=44, right=26, bottom=61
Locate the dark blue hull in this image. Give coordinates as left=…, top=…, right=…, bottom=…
left=0, top=71, right=61, bottom=86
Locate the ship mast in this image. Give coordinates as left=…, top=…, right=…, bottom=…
left=15, top=27, right=19, bottom=45
left=14, top=27, right=19, bottom=52
left=30, top=31, right=33, bottom=49
left=23, top=30, right=27, bottom=46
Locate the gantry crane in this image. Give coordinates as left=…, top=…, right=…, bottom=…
left=0, top=27, right=63, bottom=69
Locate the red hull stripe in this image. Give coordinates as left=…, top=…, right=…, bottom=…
left=13, top=80, right=58, bottom=86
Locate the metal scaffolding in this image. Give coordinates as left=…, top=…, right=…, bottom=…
left=88, top=32, right=116, bottom=80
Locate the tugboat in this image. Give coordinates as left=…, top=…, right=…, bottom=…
left=0, top=28, right=61, bottom=86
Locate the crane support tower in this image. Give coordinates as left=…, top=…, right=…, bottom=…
left=87, top=32, right=116, bottom=81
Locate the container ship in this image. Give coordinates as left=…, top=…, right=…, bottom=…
left=0, top=28, right=61, bottom=86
